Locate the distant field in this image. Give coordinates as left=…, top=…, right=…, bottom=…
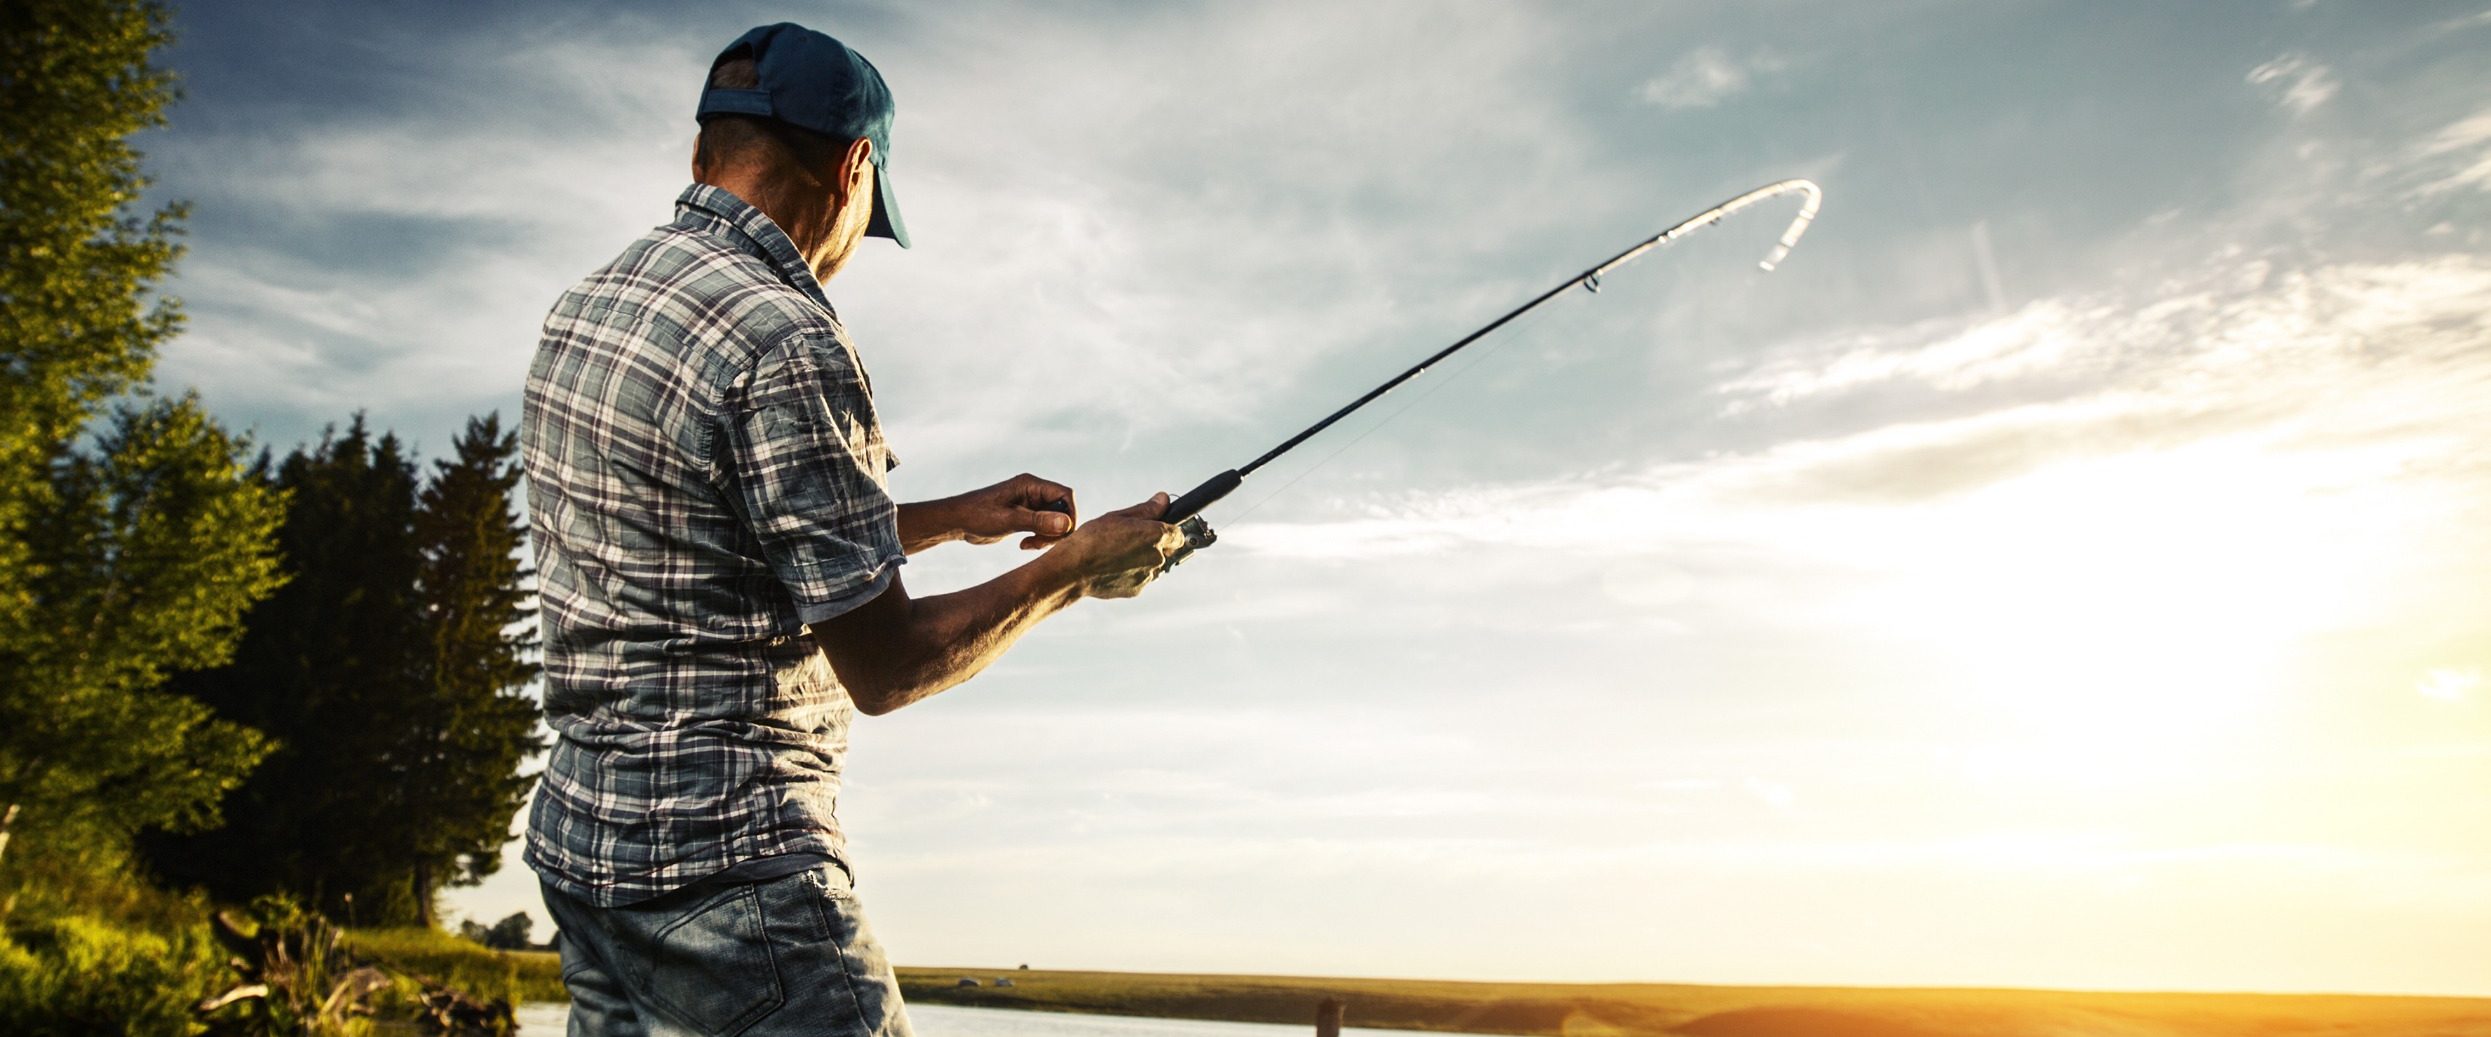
left=894, top=967, right=2491, bottom=1037
left=345, top=928, right=566, bottom=1004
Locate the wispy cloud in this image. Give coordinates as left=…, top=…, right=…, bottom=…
left=2412, top=108, right=2491, bottom=195
left=1236, top=250, right=2491, bottom=562
left=157, top=2, right=1613, bottom=469
left=1636, top=45, right=1785, bottom=110
left=2248, top=52, right=2340, bottom=115
left=2434, top=8, right=2491, bottom=33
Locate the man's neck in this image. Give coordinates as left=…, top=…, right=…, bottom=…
left=701, top=171, right=837, bottom=279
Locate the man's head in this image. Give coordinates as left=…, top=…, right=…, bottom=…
left=692, top=24, right=908, bottom=281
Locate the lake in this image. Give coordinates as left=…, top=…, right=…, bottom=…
left=515, top=1001, right=1508, bottom=1036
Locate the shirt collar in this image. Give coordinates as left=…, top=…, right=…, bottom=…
left=674, top=184, right=837, bottom=312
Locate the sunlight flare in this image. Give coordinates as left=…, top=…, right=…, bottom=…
left=2418, top=667, right=2480, bottom=702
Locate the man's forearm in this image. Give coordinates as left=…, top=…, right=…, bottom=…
left=895, top=475, right=1077, bottom=554
left=815, top=493, right=1173, bottom=713
left=893, top=498, right=960, bottom=554
left=814, top=553, right=1086, bottom=714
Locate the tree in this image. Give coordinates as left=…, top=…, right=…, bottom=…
left=0, top=403, right=284, bottom=845
left=0, top=0, right=285, bottom=875
left=148, top=416, right=544, bottom=927
left=399, top=414, right=543, bottom=928
left=461, top=911, right=533, bottom=951
left=144, top=419, right=430, bottom=920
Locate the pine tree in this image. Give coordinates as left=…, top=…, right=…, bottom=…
left=148, top=416, right=546, bottom=927
left=398, top=414, right=544, bottom=927
left=145, top=419, right=430, bottom=919
left=0, top=0, right=285, bottom=875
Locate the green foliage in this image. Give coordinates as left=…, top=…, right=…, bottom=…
left=0, top=0, right=185, bottom=703
left=192, top=898, right=387, bottom=1037
left=0, top=0, right=283, bottom=874
left=404, top=415, right=546, bottom=919
left=148, top=416, right=542, bottom=928
left=146, top=419, right=429, bottom=922
left=0, top=859, right=235, bottom=1036
left=344, top=927, right=562, bottom=1005
left=0, top=912, right=224, bottom=1037
left=0, top=399, right=283, bottom=844
left=0, top=0, right=184, bottom=479
left=0, top=2, right=538, bottom=1029
left=456, top=912, right=534, bottom=952
left=0, top=834, right=218, bottom=939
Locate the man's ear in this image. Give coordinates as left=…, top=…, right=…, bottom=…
left=842, top=137, right=875, bottom=197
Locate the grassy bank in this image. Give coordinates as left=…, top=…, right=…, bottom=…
left=345, top=928, right=565, bottom=1004
left=894, top=966, right=2491, bottom=1037
left=0, top=838, right=559, bottom=1033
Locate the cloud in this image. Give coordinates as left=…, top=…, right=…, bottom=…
left=1234, top=249, right=2491, bottom=560
left=2247, top=53, right=2340, bottom=115
left=155, top=1, right=1622, bottom=472
left=1714, top=298, right=2105, bottom=409
left=2436, top=9, right=2491, bottom=32
left=1635, top=45, right=1784, bottom=110
left=2412, top=108, right=2491, bottom=195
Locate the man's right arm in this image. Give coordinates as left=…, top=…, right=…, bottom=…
left=809, top=493, right=1184, bottom=715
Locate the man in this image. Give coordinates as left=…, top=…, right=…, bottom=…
left=520, top=23, right=1184, bottom=1036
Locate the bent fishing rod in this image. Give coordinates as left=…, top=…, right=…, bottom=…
left=1051, top=179, right=1824, bottom=564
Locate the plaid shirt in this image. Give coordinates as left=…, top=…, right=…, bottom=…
left=520, top=184, right=904, bottom=906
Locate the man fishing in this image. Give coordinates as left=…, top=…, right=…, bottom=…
left=519, top=22, right=1186, bottom=1036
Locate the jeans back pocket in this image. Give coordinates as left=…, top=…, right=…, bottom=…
left=646, top=883, right=788, bottom=1036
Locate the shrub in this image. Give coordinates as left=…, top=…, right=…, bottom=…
left=0, top=913, right=223, bottom=1036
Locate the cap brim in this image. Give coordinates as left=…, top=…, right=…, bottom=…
left=866, top=162, right=909, bottom=249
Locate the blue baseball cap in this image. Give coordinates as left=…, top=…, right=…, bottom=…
left=697, top=23, right=910, bottom=249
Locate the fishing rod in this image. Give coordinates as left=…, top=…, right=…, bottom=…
left=1073, top=179, right=1824, bottom=566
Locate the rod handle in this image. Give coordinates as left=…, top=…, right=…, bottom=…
left=1163, top=469, right=1242, bottom=524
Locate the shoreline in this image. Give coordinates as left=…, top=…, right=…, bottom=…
left=889, top=967, right=2491, bottom=1037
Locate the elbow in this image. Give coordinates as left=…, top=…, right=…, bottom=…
left=844, top=668, right=931, bottom=717
left=850, top=686, right=900, bottom=717
left=842, top=670, right=902, bottom=716
left=816, top=632, right=910, bottom=716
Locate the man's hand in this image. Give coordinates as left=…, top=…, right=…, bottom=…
left=898, top=473, right=1077, bottom=553
left=812, top=491, right=1187, bottom=715
left=1048, top=493, right=1189, bottom=599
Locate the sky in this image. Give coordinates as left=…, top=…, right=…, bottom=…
left=142, top=0, right=2490, bottom=997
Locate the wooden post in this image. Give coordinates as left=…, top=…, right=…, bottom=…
left=1316, top=997, right=1345, bottom=1037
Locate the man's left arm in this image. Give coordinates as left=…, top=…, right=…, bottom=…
left=895, top=472, right=1078, bottom=555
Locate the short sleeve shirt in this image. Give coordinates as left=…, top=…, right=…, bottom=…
left=520, top=184, right=903, bottom=906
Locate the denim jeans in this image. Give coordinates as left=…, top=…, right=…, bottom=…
left=541, top=863, right=914, bottom=1037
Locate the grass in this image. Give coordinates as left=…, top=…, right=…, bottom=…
left=894, top=966, right=2491, bottom=1037
left=344, top=927, right=565, bottom=1004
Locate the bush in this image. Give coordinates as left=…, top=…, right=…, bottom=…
left=455, top=912, right=535, bottom=951
left=0, top=913, right=223, bottom=1036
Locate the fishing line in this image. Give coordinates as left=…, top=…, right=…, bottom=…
left=1118, top=179, right=1824, bottom=566
left=1225, top=293, right=1544, bottom=524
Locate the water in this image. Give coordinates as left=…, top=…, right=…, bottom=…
left=515, top=1001, right=1508, bottom=1037
left=515, top=1003, right=569, bottom=1031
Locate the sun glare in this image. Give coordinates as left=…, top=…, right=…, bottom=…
left=1812, top=434, right=2438, bottom=775
left=2417, top=667, right=2480, bottom=702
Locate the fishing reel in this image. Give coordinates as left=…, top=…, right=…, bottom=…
left=1031, top=498, right=1217, bottom=573
left=1163, top=515, right=1217, bottom=573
